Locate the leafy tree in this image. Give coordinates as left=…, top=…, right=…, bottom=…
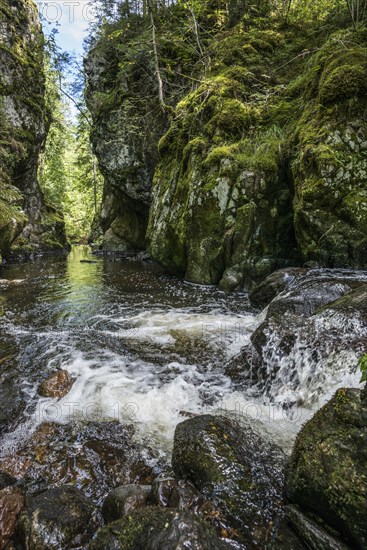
left=39, top=50, right=103, bottom=243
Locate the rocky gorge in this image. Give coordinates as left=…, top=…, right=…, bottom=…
left=0, top=0, right=367, bottom=548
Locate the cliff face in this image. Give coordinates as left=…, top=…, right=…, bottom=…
left=0, top=0, right=67, bottom=261
left=85, top=25, right=169, bottom=254
left=148, top=26, right=367, bottom=288
left=87, top=1, right=367, bottom=287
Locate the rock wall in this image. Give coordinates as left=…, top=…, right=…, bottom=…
left=87, top=2, right=367, bottom=287
left=84, top=21, right=170, bottom=254
left=0, top=0, right=67, bottom=261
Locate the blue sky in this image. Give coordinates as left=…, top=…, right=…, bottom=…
left=37, top=1, right=95, bottom=55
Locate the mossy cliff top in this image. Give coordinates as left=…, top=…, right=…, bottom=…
left=87, top=0, right=367, bottom=287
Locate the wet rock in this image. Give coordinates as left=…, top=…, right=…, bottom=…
left=179, top=488, right=231, bottom=538
left=248, top=270, right=367, bottom=406
left=38, top=370, right=74, bottom=399
left=102, top=484, right=151, bottom=523
left=150, top=474, right=180, bottom=508
left=317, top=283, right=367, bottom=322
left=0, top=379, right=25, bottom=434
left=218, top=268, right=243, bottom=292
left=0, top=422, right=156, bottom=504
left=265, top=269, right=366, bottom=318
left=224, top=344, right=262, bottom=386
left=284, top=505, right=349, bottom=550
left=249, top=268, right=307, bottom=309
left=286, top=388, right=367, bottom=548
left=172, top=415, right=286, bottom=546
left=0, top=487, right=24, bottom=549
left=267, top=517, right=307, bottom=550
left=0, top=471, right=17, bottom=490
left=17, top=486, right=97, bottom=549
left=90, top=508, right=233, bottom=549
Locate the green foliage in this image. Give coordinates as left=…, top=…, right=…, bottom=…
left=319, top=64, right=367, bottom=104
left=39, top=61, right=103, bottom=243
left=359, top=354, right=367, bottom=383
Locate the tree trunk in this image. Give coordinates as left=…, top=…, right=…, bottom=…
left=148, top=0, right=166, bottom=110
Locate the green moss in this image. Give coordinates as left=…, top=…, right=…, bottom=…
left=249, top=38, right=274, bottom=53
left=319, top=64, right=367, bottom=105
left=204, top=145, right=236, bottom=166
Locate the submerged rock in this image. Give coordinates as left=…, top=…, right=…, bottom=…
left=90, top=508, right=233, bottom=549
left=172, top=415, right=286, bottom=546
left=38, top=370, right=74, bottom=399
left=0, top=486, right=24, bottom=549
left=0, top=471, right=17, bottom=491
left=17, top=486, right=97, bottom=549
left=0, top=379, right=25, bottom=435
left=102, top=484, right=151, bottom=523
left=224, top=343, right=262, bottom=387
left=0, top=421, right=156, bottom=503
left=286, top=388, right=367, bottom=548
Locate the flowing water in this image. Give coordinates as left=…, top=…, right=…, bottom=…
left=0, top=246, right=363, bottom=463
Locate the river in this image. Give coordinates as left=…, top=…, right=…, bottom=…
left=0, top=246, right=362, bottom=465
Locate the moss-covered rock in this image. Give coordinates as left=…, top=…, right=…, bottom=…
left=0, top=0, right=67, bottom=257
left=90, top=508, right=232, bottom=549
left=286, top=388, right=367, bottom=548
left=16, top=486, right=97, bottom=549
left=172, top=414, right=286, bottom=546
left=292, top=36, right=367, bottom=268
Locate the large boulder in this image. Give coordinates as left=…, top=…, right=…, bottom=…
left=147, top=89, right=297, bottom=287
left=90, top=508, right=233, bottom=550
left=292, top=41, right=367, bottom=269
left=84, top=21, right=171, bottom=254
left=172, top=414, right=286, bottom=546
left=286, top=388, right=367, bottom=548
left=249, top=267, right=307, bottom=309
left=317, top=283, right=367, bottom=322
left=16, top=486, right=97, bottom=549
